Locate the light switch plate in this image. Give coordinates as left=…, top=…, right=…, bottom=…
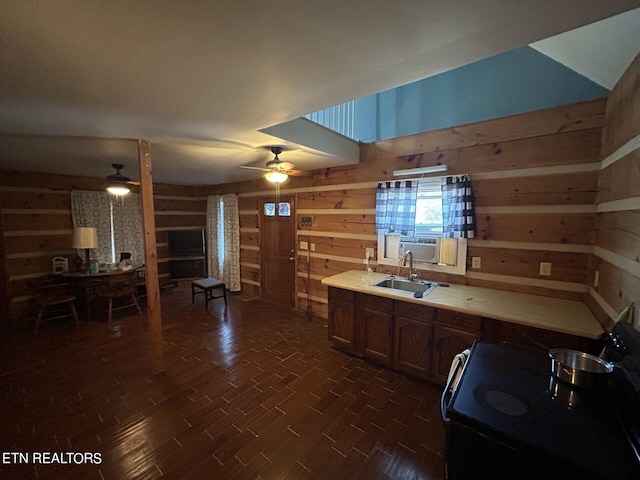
left=300, top=241, right=308, bottom=250
left=471, top=257, right=481, bottom=269
left=539, top=262, right=552, bottom=276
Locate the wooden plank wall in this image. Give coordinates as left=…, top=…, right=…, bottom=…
left=204, top=98, right=608, bottom=320
left=6, top=90, right=632, bottom=325
left=589, top=52, right=640, bottom=328
left=0, top=170, right=205, bottom=321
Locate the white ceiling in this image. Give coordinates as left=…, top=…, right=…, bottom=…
left=0, top=1, right=639, bottom=186
left=531, top=7, right=640, bottom=89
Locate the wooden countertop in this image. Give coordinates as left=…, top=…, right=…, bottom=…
left=321, top=270, right=605, bottom=339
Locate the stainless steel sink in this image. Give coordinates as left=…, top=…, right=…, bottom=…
left=372, top=277, right=437, bottom=296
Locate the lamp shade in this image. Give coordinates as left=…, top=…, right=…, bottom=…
left=71, top=227, right=97, bottom=249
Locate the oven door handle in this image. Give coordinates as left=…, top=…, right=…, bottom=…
left=441, top=355, right=465, bottom=424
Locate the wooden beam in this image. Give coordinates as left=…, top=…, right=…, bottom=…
left=138, top=139, right=164, bottom=374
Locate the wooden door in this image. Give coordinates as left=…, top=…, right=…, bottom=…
left=260, top=196, right=296, bottom=306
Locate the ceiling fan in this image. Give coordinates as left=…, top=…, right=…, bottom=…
left=106, top=163, right=139, bottom=195
left=240, top=147, right=306, bottom=183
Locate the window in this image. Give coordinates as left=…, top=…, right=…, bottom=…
left=264, top=203, right=276, bottom=216
left=375, top=177, right=469, bottom=275
left=70, top=190, right=144, bottom=265
left=278, top=202, right=291, bottom=216
left=264, top=202, right=291, bottom=217
left=412, top=179, right=443, bottom=238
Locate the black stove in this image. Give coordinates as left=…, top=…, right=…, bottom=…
left=444, top=325, right=640, bottom=480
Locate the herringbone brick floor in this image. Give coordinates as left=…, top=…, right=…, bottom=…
left=0, top=288, right=445, bottom=479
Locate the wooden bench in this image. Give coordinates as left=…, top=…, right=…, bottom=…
left=191, top=277, right=227, bottom=309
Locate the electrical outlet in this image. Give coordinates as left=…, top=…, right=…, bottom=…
left=300, top=241, right=308, bottom=251
left=472, top=257, right=481, bottom=269
left=539, top=262, right=552, bottom=276
left=366, top=248, right=375, bottom=259
left=310, top=243, right=316, bottom=252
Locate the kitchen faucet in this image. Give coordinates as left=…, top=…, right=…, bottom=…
left=402, top=250, right=419, bottom=281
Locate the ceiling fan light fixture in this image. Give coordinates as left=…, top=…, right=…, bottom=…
left=107, top=183, right=131, bottom=195
left=264, top=170, right=288, bottom=184
left=106, top=163, right=132, bottom=195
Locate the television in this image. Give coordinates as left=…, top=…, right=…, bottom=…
left=167, top=229, right=205, bottom=256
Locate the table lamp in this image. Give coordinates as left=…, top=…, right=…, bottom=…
left=72, top=227, right=97, bottom=273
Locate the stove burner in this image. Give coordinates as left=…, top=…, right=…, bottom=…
left=482, top=390, right=528, bottom=416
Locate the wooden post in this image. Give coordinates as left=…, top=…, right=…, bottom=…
left=137, top=139, right=164, bottom=374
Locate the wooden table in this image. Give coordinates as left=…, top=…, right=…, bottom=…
left=62, top=270, right=137, bottom=321
left=191, top=277, right=227, bottom=309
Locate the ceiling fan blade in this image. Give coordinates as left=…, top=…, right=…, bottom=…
left=287, top=169, right=309, bottom=176
left=266, top=160, right=295, bottom=170
left=240, top=165, right=270, bottom=172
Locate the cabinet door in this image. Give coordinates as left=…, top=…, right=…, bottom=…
left=328, top=288, right=356, bottom=352
left=395, top=316, right=432, bottom=378
left=432, top=325, right=477, bottom=384
left=358, top=294, right=394, bottom=366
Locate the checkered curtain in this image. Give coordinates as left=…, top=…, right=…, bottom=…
left=441, top=175, right=477, bottom=238
left=375, top=180, right=418, bottom=236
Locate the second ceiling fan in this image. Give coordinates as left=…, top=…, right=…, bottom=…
left=106, top=163, right=140, bottom=195
left=240, top=147, right=306, bottom=183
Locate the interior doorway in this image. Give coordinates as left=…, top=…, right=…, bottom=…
left=260, top=196, right=296, bottom=307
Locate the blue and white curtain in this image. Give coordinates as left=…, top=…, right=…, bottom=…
left=441, top=175, right=476, bottom=238
left=375, top=180, right=418, bottom=236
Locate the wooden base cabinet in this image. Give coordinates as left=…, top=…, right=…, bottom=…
left=327, top=287, right=356, bottom=352
left=432, top=309, right=482, bottom=383
left=395, top=316, right=433, bottom=377
left=483, top=318, right=597, bottom=357
left=327, top=287, right=593, bottom=385
left=431, top=325, right=477, bottom=384
left=328, top=289, right=446, bottom=381
left=327, top=288, right=479, bottom=383
left=394, top=301, right=435, bottom=378
left=358, top=295, right=394, bottom=366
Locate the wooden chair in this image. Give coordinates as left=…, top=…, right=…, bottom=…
left=31, top=276, right=79, bottom=334
left=94, top=272, right=142, bottom=322
left=133, top=264, right=146, bottom=299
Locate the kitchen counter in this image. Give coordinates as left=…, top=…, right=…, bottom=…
left=321, top=270, right=604, bottom=339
